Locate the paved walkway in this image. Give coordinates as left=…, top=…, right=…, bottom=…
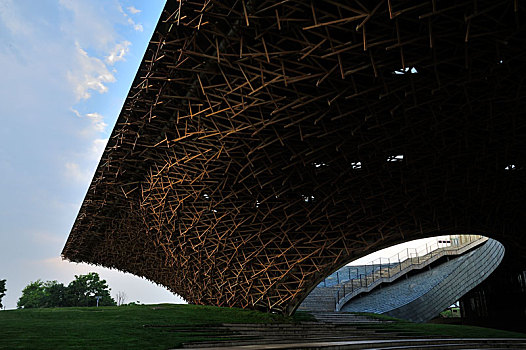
left=176, top=337, right=526, bottom=349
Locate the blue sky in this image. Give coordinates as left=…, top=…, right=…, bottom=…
left=0, top=0, right=184, bottom=309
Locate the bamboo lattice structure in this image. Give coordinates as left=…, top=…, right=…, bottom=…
left=62, top=0, right=526, bottom=314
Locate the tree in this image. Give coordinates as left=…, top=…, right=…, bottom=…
left=43, top=281, right=67, bottom=307
left=0, top=279, right=6, bottom=309
left=17, top=280, right=69, bottom=308
left=65, top=272, right=116, bottom=307
left=17, top=280, right=46, bottom=308
left=17, top=273, right=116, bottom=308
left=115, top=291, right=127, bottom=306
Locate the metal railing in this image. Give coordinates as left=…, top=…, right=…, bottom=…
left=333, top=235, right=487, bottom=311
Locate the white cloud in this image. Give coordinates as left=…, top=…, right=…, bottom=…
left=65, top=108, right=107, bottom=184
left=90, top=138, right=108, bottom=159
left=127, top=17, right=143, bottom=32
left=127, top=6, right=141, bottom=14
left=0, top=0, right=32, bottom=37
left=106, top=40, right=131, bottom=65
left=86, top=113, right=108, bottom=133
left=68, top=43, right=116, bottom=100
left=58, top=0, right=117, bottom=51
left=70, top=108, right=82, bottom=118
left=71, top=109, right=108, bottom=135
left=118, top=3, right=144, bottom=32
left=56, top=1, right=143, bottom=99
left=0, top=0, right=168, bottom=311
left=64, top=109, right=108, bottom=183
left=65, top=162, right=91, bottom=183
left=64, top=137, right=107, bottom=184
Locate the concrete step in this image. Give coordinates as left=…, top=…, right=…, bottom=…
left=182, top=336, right=405, bottom=348
left=368, top=343, right=526, bottom=350
left=310, top=312, right=390, bottom=324
left=181, top=336, right=428, bottom=349
left=177, top=338, right=526, bottom=349
left=223, top=323, right=364, bottom=329
left=204, top=331, right=379, bottom=338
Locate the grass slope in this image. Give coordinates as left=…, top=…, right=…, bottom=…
left=2, top=305, right=524, bottom=349
left=0, top=304, right=304, bottom=350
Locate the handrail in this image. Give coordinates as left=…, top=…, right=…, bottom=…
left=333, top=235, right=487, bottom=311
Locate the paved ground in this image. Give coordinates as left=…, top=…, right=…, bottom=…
left=178, top=338, right=526, bottom=350
left=172, top=313, right=526, bottom=349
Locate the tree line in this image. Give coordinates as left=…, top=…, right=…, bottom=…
left=0, top=279, right=6, bottom=309
left=17, top=272, right=116, bottom=308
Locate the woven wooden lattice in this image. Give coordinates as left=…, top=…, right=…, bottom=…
left=62, top=0, right=526, bottom=314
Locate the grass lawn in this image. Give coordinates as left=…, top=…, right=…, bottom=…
left=2, top=305, right=525, bottom=349
left=439, top=307, right=461, bottom=318
left=0, top=304, right=306, bottom=350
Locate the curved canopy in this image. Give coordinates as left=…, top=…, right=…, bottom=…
left=63, top=0, right=526, bottom=314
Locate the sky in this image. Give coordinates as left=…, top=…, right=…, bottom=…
left=0, top=0, right=181, bottom=309
left=348, top=236, right=450, bottom=266
left=0, top=0, right=449, bottom=311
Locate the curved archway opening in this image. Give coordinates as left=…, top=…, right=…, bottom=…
left=319, top=235, right=485, bottom=288
left=298, top=234, right=504, bottom=324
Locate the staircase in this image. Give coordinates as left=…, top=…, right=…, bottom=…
left=336, top=236, right=487, bottom=311
left=342, top=239, right=505, bottom=322
left=173, top=313, right=526, bottom=349
left=310, top=312, right=391, bottom=324
left=298, top=235, right=487, bottom=313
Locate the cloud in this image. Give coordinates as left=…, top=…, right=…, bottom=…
left=131, top=21, right=143, bottom=32
left=71, top=109, right=108, bottom=136
left=90, top=138, right=108, bottom=159
left=86, top=113, right=108, bottom=133
left=68, top=43, right=116, bottom=100
left=118, top=3, right=143, bottom=32
left=70, top=108, right=82, bottom=118
left=0, top=0, right=169, bottom=311
left=0, top=0, right=32, bottom=37
left=127, top=17, right=143, bottom=32
left=65, top=107, right=107, bottom=184
left=127, top=6, right=141, bottom=15
left=64, top=136, right=107, bottom=184
left=106, top=40, right=131, bottom=65
left=65, top=162, right=92, bottom=183
left=58, top=0, right=117, bottom=51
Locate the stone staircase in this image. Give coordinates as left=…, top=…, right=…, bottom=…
left=171, top=313, right=526, bottom=349
left=341, top=239, right=505, bottom=323
left=310, top=312, right=391, bottom=324
left=299, top=286, right=340, bottom=312
left=298, top=236, right=488, bottom=313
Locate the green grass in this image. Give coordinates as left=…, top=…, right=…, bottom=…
left=440, top=307, right=461, bottom=318
left=352, top=312, right=526, bottom=339
left=0, top=304, right=302, bottom=350
left=2, top=305, right=524, bottom=350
